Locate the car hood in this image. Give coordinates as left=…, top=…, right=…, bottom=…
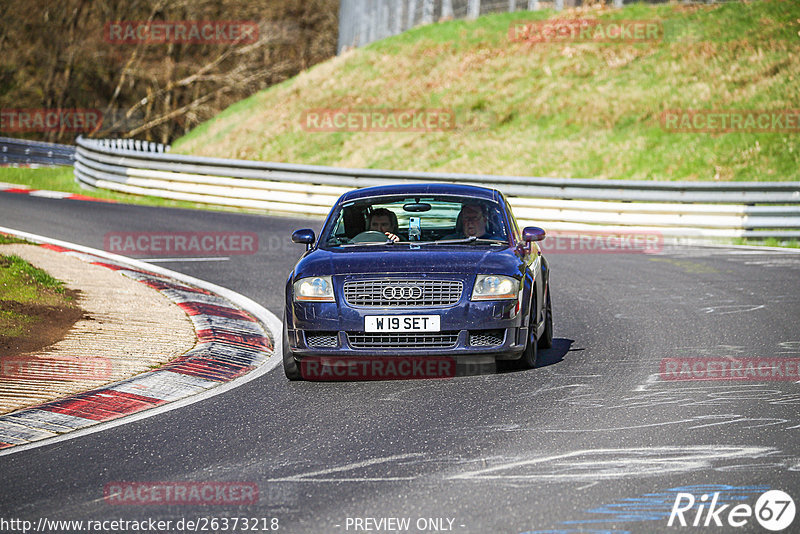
left=293, top=245, right=525, bottom=279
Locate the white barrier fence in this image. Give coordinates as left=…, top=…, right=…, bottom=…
left=74, top=136, right=800, bottom=239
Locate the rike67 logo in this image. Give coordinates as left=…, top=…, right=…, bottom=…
left=669, top=489, right=795, bottom=531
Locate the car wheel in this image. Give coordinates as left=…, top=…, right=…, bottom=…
left=515, top=301, right=539, bottom=370
left=537, top=288, right=553, bottom=349
left=282, top=314, right=303, bottom=381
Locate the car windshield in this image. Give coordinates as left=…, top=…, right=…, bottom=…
left=322, top=195, right=509, bottom=247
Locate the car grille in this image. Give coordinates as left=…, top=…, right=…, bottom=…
left=343, top=279, right=463, bottom=307
left=346, top=332, right=459, bottom=349
left=306, top=332, right=338, bottom=348
left=469, top=329, right=505, bottom=346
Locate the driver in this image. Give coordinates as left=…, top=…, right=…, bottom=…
left=367, top=208, right=400, bottom=242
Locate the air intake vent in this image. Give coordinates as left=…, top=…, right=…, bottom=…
left=344, top=279, right=462, bottom=307
left=469, top=330, right=505, bottom=346
left=306, top=332, right=338, bottom=348
left=347, top=332, right=459, bottom=349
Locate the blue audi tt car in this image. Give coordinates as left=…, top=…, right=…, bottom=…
left=283, top=183, right=552, bottom=380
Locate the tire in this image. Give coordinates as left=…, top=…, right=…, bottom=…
left=515, top=300, right=539, bottom=370
left=282, top=314, right=303, bottom=381
left=537, top=288, right=553, bottom=350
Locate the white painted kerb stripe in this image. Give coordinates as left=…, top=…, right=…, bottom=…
left=0, top=226, right=283, bottom=458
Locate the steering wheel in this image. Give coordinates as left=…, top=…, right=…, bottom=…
left=350, top=231, right=391, bottom=243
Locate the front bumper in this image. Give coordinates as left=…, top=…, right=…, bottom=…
left=287, top=328, right=527, bottom=360
left=286, top=299, right=528, bottom=360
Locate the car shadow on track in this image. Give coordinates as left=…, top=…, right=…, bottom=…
left=496, top=337, right=575, bottom=374
left=537, top=337, right=575, bottom=368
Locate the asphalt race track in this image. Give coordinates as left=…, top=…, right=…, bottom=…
left=1, top=191, right=799, bottom=533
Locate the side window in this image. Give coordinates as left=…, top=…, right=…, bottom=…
left=505, top=199, right=522, bottom=243
left=487, top=203, right=508, bottom=239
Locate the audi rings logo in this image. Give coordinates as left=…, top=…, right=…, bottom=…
left=382, top=285, right=423, bottom=300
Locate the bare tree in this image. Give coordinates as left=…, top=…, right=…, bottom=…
left=0, top=0, right=338, bottom=143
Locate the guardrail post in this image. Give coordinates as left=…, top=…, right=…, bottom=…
left=421, top=0, right=434, bottom=24
left=407, top=0, right=418, bottom=28
left=393, top=0, right=404, bottom=32
left=467, top=0, right=480, bottom=19
left=368, top=0, right=378, bottom=43
left=441, top=0, right=454, bottom=19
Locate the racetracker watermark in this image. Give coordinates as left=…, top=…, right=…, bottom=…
left=300, top=356, right=457, bottom=380
left=537, top=231, right=663, bottom=254
left=0, top=517, right=278, bottom=533
left=104, top=21, right=259, bottom=45
left=103, top=482, right=258, bottom=505
left=660, top=357, right=800, bottom=382
left=0, top=109, right=101, bottom=133
left=301, top=108, right=456, bottom=132
left=661, top=110, right=800, bottom=133
left=510, top=19, right=663, bottom=43
left=104, top=232, right=258, bottom=257
left=668, top=489, right=795, bottom=530
left=0, top=356, right=112, bottom=381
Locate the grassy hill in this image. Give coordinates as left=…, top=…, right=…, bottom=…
left=173, top=1, right=800, bottom=182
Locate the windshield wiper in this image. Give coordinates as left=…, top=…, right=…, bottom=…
left=424, top=237, right=506, bottom=245
left=336, top=239, right=396, bottom=247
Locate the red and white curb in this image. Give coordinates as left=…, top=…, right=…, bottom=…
left=0, top=181, right=115, bottom=203
left=0, top=228, right=282, bottom=454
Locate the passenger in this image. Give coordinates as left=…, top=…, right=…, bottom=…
left=444, top=203, right=500, bottom=240
left=460, top=204, right=489, bottom=238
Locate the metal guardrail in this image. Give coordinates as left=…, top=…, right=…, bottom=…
left=339, top=0, right=594, bottom=53
left=74, top=136, right=800, bottom=239
left=338, top=0, right=745, bottom=52
left=0, top=137, right=76, bottom=167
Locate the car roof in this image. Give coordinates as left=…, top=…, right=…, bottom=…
left=340, top=183, right=500, bottom=203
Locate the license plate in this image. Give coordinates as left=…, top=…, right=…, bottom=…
left=365, top=315, right=440, bottom=332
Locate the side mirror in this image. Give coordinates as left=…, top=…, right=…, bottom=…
left=292, top=229, right=316, bottom=250
left=522, top=226, right=546, bottom=242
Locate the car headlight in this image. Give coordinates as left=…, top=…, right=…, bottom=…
left=294, top=276, right=335, bottom=302
left=471, top=275, right=519, bottom=301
